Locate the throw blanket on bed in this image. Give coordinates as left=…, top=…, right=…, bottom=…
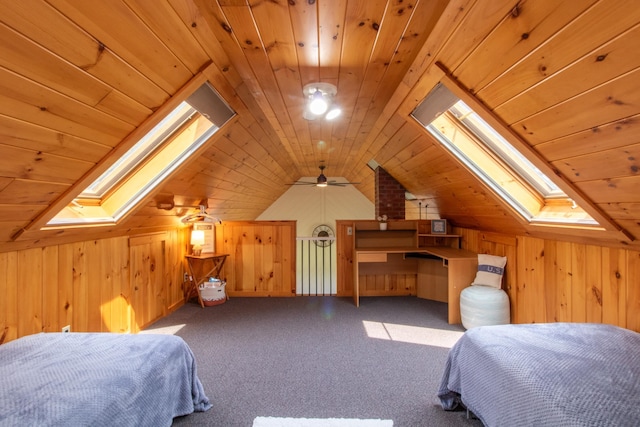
left=0, top=333, right=212, bottom=426
left=438, top=323, right=640, bottom=427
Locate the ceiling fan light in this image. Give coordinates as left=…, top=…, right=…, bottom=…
left=325, top=107, right=341, bottom=120
left=316, top=173, right=328, bottom=187
left=309, top=90, right=328, bottom=115
left=302, top=109, right=318, bottom=120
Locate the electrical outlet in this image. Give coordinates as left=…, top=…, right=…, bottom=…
left=347, top=226, right=353, bottom=235
left=62, top=325, right=71, bottom=333
left=184, top=272, right=189, bottom=282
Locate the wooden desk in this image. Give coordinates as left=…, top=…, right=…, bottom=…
left=353, top=246, right=477, bottom=324
left=185, top=254, right=229, bottom=308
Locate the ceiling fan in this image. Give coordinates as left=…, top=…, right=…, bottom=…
left=287, top=164, right=360, bottom=187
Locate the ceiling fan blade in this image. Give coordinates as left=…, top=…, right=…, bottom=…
left=286, top=181, right=317, bottom=185
left=327, top=181, right=361, bottom=186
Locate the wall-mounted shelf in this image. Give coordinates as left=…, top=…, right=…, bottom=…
left=353, top=220, right=461, bottom=250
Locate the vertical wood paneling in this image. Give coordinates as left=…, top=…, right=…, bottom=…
left=584, top=245, right=603, bottom=323
left=57, top=244, right=75, bottom=333
left=522, top=236, right=546, bottom=323
left=0, top=232, right=183, bottom=343
left=41, top=245, right=59, bottom=332
left=336, top=220, right=355, bottom=297
left=455, top=227, right=640, bottom=332
left=543, top=241, right=572, bottom=322
left=102, top=237, right=130, bottom=333
left=17, top=248, right=43, bottom=337
left=0, top=251, right=18, bottom=343
left=85, top=240, right=103, bottom=333
left=72, top=242, right=88, bottom=332
left=164, top=229, right=185, bottom=311
left=253, top=225, right=265, bottom=292
left=625, top=250, right=640, bottom=331
left=601, top=247, right=627, bottom=327
left=129, top=234, right=167, bottom=332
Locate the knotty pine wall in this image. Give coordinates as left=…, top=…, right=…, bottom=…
left=3, top=221, right=638, bottom=344
left=455, top=227, right=640, bottom=333
left=336, top=220, right=639, bottom=332
left=1, top=221, right=298, bottom=344
left=0, top=230, right=188, bottom=344
left=215, top=221, right=296, bottom=297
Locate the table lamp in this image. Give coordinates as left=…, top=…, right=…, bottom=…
left=190, top=229, right=205, bottom=256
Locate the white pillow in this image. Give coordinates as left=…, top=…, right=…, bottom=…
left=472, top=254, right=507, bottom=289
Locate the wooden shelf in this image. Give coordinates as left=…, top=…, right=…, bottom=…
left=352, top=221, right=462, bottom=250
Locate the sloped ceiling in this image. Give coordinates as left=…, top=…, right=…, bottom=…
left=0, top=0, right=639, bottom=251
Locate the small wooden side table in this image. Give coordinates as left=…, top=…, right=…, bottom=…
left=185, top=253, right=229, bottom=308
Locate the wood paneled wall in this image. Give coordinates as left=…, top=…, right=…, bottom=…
left=0, top=230, right=188, bottom=344
left=337, top=219, right=639, bottom=332
left=215, top=221, right=296, bottom=297
left=454, top=227, right=640, bottom=333
left=3, top=220, right=637, bottom=344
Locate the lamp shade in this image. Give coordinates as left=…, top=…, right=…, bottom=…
left=190, top=229, right=205, bottom=246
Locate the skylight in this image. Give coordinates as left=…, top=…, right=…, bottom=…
left=45, top=82, right=235, bottom=228
left=449, top=101, right=565, bottom=199
left=411, top=83, right=598, bottom=227
left=79, top=101, right=196, bottom=199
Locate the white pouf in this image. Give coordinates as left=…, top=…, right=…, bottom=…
left=460, top=285, right=510, bottom=329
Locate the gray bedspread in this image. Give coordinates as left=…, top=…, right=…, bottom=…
left=0, top=332, right=212, bottom=426
left=438, top=323, right=640, bottom=426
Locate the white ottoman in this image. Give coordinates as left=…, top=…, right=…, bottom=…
left=460, top=285, right=510, bottom=329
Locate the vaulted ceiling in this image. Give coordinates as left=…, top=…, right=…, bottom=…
left=1, top=0, right=639, bottom=251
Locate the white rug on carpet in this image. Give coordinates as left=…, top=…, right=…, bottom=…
left=253, top=417, right=393, bottom=427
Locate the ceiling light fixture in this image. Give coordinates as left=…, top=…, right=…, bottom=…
left=303, top=83, right=340, bottom=121
left=316, top=170, right=328, bottom=187
left=309, top=90, right=328, bottom=115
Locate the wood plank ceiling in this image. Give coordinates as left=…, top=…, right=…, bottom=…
left=1, top=0, right=639, bottom=251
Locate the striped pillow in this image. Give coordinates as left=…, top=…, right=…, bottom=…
left=472, top=254, right=507, bottom=289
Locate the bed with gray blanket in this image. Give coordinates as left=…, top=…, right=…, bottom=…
left=0, top=332, right=211, bottom=426
left=438, top=323, right=640, bottom=426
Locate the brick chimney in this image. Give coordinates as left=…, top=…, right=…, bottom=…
left=375, top=167, right=406, bottom=220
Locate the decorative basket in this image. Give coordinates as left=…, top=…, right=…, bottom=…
left=199, top=281, right=226, bottom=306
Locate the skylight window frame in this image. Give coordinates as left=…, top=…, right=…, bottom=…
left=427, top=122, right=526, bottom=218
left=448, top=101, right=566, bottom=199
left=45, top=109, right=222, bottom=229
left=409, top=74, right=611, bottom=231
left=33, top=71, right=236, bottom=231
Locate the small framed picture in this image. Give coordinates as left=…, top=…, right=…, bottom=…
left=431, top=219, right=447, bottom=234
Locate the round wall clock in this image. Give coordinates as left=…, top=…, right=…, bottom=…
left=312, top=224, right=334, bottom=247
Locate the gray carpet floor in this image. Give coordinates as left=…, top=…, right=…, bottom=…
left=145, top=296, right=483, bottom=427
